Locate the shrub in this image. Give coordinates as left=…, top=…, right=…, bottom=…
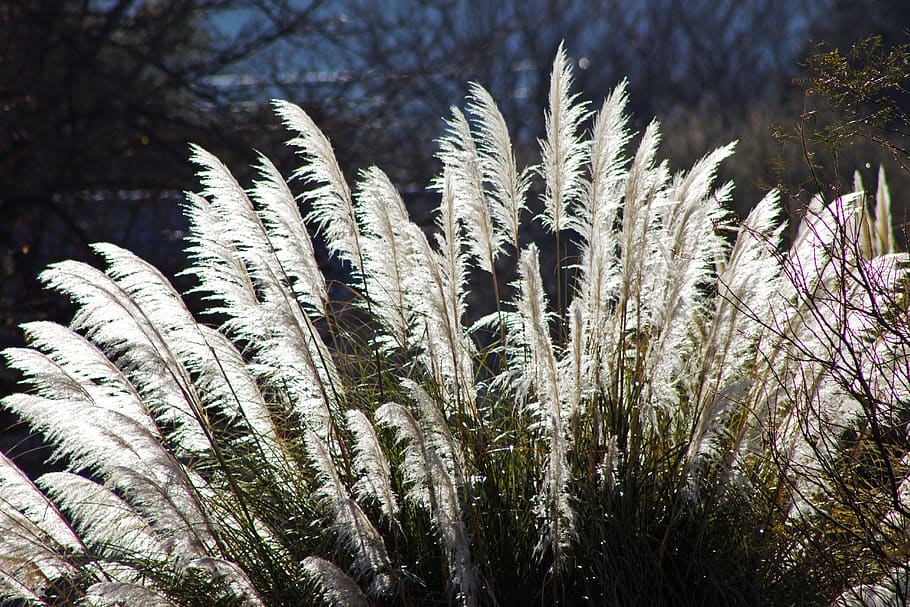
left=1, top=45, right=908, bottom=607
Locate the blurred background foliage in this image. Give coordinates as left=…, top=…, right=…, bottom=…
left=1, top=0, right=909, bottom=470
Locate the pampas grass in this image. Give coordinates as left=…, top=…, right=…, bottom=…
left=2, top=46, right=909, bottom=607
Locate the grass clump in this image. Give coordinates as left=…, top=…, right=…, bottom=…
left=2, top=44, right=909, bottom=607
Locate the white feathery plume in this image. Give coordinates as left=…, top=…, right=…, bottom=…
left=251, top=152, right=327, bottom=315
left=91, top=242, right=258, bottom=452
left=753, top=333, right=841, bottom=503
left=739, top=191, right=907, bottom=515
left=538, top=42, right=590, bottom=234
left=5, top=44, right=905, bottom=607
left=792, top=192, right=825, bottom=254
left=195, top=287, right=335, bottom=446
left=612, top=122, right=668, bottom=386
left=356, top=166, right=474, bottom=409
left=571, top=79, right=630, bottom=240
left=574, top=99, right=691, bottom=495
left=91, top=242, right=294, bottom=468
left=38, top=472, right=165, bottom=561
left=419, top=209, right=476, bottom=416
left=186, top=147, right=341, bottom=441
left=597, top=434, right=620, bottom=490
left=188, top=142, right=335, bottom=330
left=466, top=82, right=532, bottom=252
left=0, top=452, right=82, bottom=602
left=852, top=170, right=876, bottom=259
left=3, top=393, right=218, bottom=562
left=733, top=196, right=854, bottom=468
left=374, top=402, right=436, bottom=510
left=708, top=190, right=785, bottom=389
left=186, top=557, right=266, bottom=607
left=110, top=466, right=222, bottom=563
left=430, top=452, right=478, bottom=607
left=2, top=344, right=157, bottom=445
left=873, top=165, right=894, bottom=256
left=785, top=192, right=864, bottom=300
left=181, top=191, right=262, bottom=362
left=758, top=195, right=846, bottom=382
left=777, top=194, right=864, bottom=363
left=188, top=144, right=276, bottom=273
left=400, top=379, right=467, bottom=489
left=510, top=244, right=574, bottom=565
left=850, top=254, right=910, bottom=405
left=685, top=191, right=786, bottom=494
left=434, top=169, right=470, bottom=334
left=273, top=99, right=362, bottom=273
left=355, top=166, right=417, bottom=351
left=779, top=377, right=861, bottom=520
left=506, top=244, right=555, bottom=402
left=436, top=105, right=501, bottom=274
left=0, top=355, right=163, bottom=477
left=0, top=452, right=81, bottom=553
left=618, top=119, right=666, bottom=272
left=710, top=192, right=785, bottom=402
left=302, top=556, right=371, bottom=607
left=183, top=329, right=301, bottom=518
left=2, top=341, right=223, bottom=559
left=83, top=583, right=179, bottom=607
left=191, top=325, right=281, bottom=452
left=345, top=409, right=398, bottom=520
left=572, top=81, right=631, bottom=368
left=374, top=399, right=477, bottom=607
left=639, top=143, right=735, bottom=424
left=17, top=321, right=156, bottom=435
left=183, top=193, right=330, bottom=448
left=832, top=571, right=909, bottom=607
left=305, top=431, right=393, bottom=596
left=560, top=299, right=587, bottom=423
left=37, top=257, right=209, bottom=454
left=830, top=253, right=909, bottom=416
left=728, top=200, right=839, bottom=489
left=182, top=190, right=258, bottom=324
left=0, top=567, right=48, bottom=606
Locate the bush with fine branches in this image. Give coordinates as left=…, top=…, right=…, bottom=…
left=1, top=45, right=909, bottom=607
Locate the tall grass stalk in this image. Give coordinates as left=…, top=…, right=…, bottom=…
left=2, top=47, right=909, bottom=606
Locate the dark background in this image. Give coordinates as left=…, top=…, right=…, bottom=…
left=2, top=0, right=909, bottom=473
